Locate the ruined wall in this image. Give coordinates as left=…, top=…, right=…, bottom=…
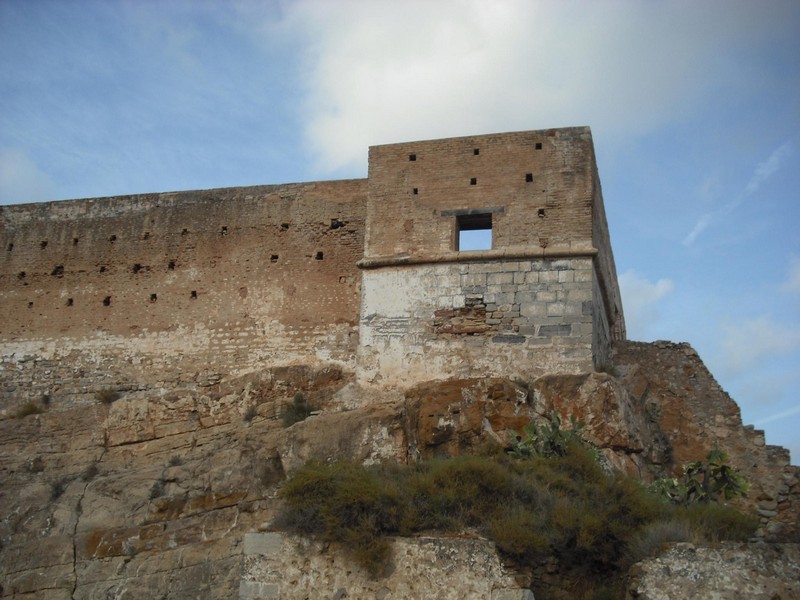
left=614, top=341, right=800, bottom=540
left=0, top=181, right=366, bottom=404
left=357, top=257, right=595, bottom=386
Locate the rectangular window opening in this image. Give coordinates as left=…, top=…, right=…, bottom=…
left=456, top=213, right=493, bottom=251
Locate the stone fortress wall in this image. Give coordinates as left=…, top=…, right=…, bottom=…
left=358, top=128, right=624, bottom=385
left=0, top=180, right=366, bottom=402
left=0, top=127, right=625, bottom=399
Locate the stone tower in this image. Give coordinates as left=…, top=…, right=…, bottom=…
left=357, top=127, right=625, bottom=386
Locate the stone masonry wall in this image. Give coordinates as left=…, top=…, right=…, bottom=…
left=357, top=257, right=595, bottom=387
left=0, top=181, right=366, bottom=406
left=365, top=128, right=597, bottom=259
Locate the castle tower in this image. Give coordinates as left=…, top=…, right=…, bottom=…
left=357, top=127, right=625, bottom=386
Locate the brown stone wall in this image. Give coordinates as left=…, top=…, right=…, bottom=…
left=0, top=181, right=366, bottom=404
left=365, top=128, right=596, bottom=259
left=614, top=340, right=799, bottom=540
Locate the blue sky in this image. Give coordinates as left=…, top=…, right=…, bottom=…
left=1, top=0, right=798, bottom=460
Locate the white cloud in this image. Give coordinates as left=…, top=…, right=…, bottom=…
left=745, top=142, right=793, bottom=195
left=782, top=256, right=800, bottom=295
left=0, top=148, right=56, bottom=205
left=718, top=316, right=800, bottom=375
left=683, top=140, right=794, bottom=246
left=618, top=270, right=674, bottom=341
left=755, top=403, right=800, bottom=426
left=274, top=0, right=792, bottom=175
left=682, top=214, right=712, bottom=246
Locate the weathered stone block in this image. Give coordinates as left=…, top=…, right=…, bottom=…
left=243, top=533, right=282, bottom=557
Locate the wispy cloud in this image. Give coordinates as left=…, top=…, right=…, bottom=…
left=746, top=142, right=794, bottom=195
left=754, top=403, right=800, bottom=426
left=682, top=214, right=712, bottom=246
left=718, top=316, right=800, bottom=375
left=683, top=141, right=794, bottom=246
left=618, top=270, right=674, bottom=341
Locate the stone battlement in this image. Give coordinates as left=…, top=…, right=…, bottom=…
left=0, top=127, right=624, bottom=397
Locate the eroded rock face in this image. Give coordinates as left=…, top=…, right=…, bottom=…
left=242, top=532, right=533, bottom=600
left=614, top=341, right=800, bottom=540
left=626, top=542, right=800, bottom=600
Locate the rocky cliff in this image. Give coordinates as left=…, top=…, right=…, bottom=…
left=0, top=343, right=797, bottom=598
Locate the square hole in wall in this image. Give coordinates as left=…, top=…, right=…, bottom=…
left=456, top=213, right=492, bottom=251
left=535, top=142, right=542, bottom=150
left=473, top=148, right=480, bottom=155
left=470, top=177, right=477, bottom=185
left=526, top=173, right=533, bottom=182
left=409, top=154, right=416, bottom=161
left=412, top=188, right=418, bottom=195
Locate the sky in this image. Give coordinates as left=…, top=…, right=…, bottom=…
left=1, top=0, right=798, bottom=460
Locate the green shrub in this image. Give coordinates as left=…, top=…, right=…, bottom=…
left=649, top=448, right=749, bottom=505
left=281, top=392, right=315, bottom=427
left=149, top=479, right=166, bottom=500
left=16, top=400, right=44, bottom=418
left=50, top=477, right=71, bottom=501
left=275, top=443, right=757, bottom=595
left=96, top=389, right=120, bottom=404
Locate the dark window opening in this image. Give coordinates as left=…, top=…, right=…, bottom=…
left=17, top=271, right=26, bottom=279
left=330, top=218, right=346, bottom=229
left=525, top=173, right=533, bottom=182
left=99, top=266, right=106, bottom=273
left=103, top=296, right=111, bottom=306
left=51, top=265, right=64, bottom=277
left=28, top=301, right=33, bottom=308
left=270, top=255, right=279, bottom=263
left=168, top=260, right=176, bottom=270
left=535, top=142, right=542, bottom=150
left=281, top=223, right=289, bottom=230
left=538, top=208, right=546, bottom=218
left=220, top=226, right=228, bottom=236
left=456, top=213, right=493, bottom=251
left=7, top=243, right=13, bottom=251
left=72, top=238, right=79, bottom=246
left=473, top=148, right=480, bottom=155
left=181, top=228, right=189, bottom=236
left=470, top=177, right=477, bottom=185
left=109, top=235, right=117, bottom=243
left=315, top=251, right=324, bottom=260
left=413, top=188, right=418, bottom=195
left=409, top=154, right=416, bottom=161
left=190, top=290, right=198, bottom=299
left=66, top=298, right=73, bottom=307
left=143, top=232, right=150, bottom=240
left=150, top=293, right=158, bottom=303
left=132, top=263, right=143, bottom=274
left=40, top=240, right=48, bottom=249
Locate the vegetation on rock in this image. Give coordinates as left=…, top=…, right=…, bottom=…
left=275, top=419, right=758, bottom=598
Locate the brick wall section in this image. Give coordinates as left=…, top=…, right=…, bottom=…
left=365, top=128, right=597, bottom=258
left=359, top=127, right=624, bottom=381
left=0, top=181, right=366, bottom=404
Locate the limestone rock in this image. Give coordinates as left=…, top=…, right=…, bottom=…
left=627, top=542, right=800, bottom=599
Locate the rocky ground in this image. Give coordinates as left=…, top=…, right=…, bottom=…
left=1, top=342, right=798, bottom=598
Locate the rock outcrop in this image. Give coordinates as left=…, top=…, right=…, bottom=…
left=1, top=342, right=798, bottom=598
left=627, top=542, right=800, bottom=599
